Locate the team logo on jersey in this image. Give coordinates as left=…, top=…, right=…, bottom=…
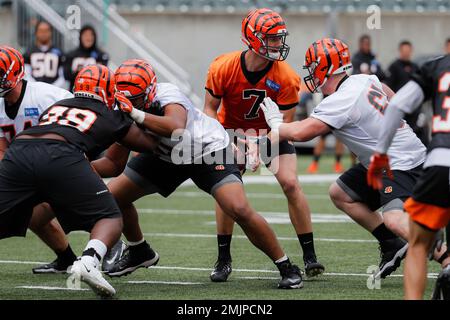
left=265, top=79, right=280, bottom=92
left=384, top=186, right=393, bottom=194
left=215, top=165, right=225, bottom=171
left=24, top=107, right=40, bottom=117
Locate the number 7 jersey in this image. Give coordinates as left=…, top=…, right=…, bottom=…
left=205, top=50, right=300, bottom=134
left=0, top=81, right=73, bottom=143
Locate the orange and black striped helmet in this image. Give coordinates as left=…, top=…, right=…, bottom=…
left=73, top=64, right=116, bottom=108
left=241, top=8, right=290, bottom=61
left=0, top=46, right=25, bottom=97
left=114, top=59, right=157, bottom=110
left=303, top=38, right=352, bottom=93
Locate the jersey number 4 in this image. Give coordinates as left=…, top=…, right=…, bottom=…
left=39, top=106, right=97, bottom=133
left=243, top=89, right=267, bottom=119
left=433, top=72, right=450, bottom=133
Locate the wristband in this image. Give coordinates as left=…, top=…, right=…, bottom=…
left=130, top=108, right=146, bottom=124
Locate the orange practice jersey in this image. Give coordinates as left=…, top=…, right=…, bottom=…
left=205, top=51, right=300, bottom=133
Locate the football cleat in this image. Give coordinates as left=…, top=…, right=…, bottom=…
left=334, top=162, right=344, bottom=173
left=431, top=264, right=450, bottom=300
left=106, top=241, right=159, bottom=277
left=304, top=255, right=325, bottom=278
left=377, top=238, right=408, bottom=279
left=102, top=239, right=127, bottom=272
left=307, top=161, right=318, bottom=174
left=210, top=259, right=232, bottom=282
left=69, top=258, right=116, bottom=297
left=277, top=260, right=303, bottom=289
left=32, top=258, right=74, bottom=274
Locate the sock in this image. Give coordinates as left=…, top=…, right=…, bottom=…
left=372, top=223, right=398, bottom=242
left=313, top=155, right=320, bottom=162
left=275, top=255, right=288, bottom=264
left=446, top=224, right=450, bottom=255
left=335, top=154, right=342, bottom=163
left=81, top=239, right=107, bottom=268
left=298, top=233, right=316, bottom=259
left=217, top=235, right=232, bottom=261
left=128, top=238, right=145, bottom=246
left=56, top=244, right=77, bottom=264
left=438, top=252, right=449, bottom=264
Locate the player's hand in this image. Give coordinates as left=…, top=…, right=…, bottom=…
left=367, top=153, right=393, bottom=190
left=115, top=92, right=133, bottom=113
left=260, top=97, right=283, bottom=130
left=246, top=139, right=261, bottom=172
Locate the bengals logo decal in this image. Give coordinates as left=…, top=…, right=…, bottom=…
left=384, top=186, right=393, bottom=194
left=215, top=165, right=225, bottom=171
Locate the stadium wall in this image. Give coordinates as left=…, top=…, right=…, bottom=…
left=120, top=11, right=450, bottom=98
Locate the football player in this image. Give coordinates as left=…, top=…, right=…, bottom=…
left=260, top=38, right=429, bottom=279
left=368, top=53, right=450, bottom=299
left=91, top=59, right=304, bottom=289
left=24, top=21, right=66, bottom=88
left=0, top=45, right=79, bottom=274
left=0, top=64, right=158, bottom=297
left=204, top=8, right=324, bottom=282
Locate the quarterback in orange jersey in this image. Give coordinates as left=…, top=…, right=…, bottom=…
left=204, top=8, right=324, bottom=282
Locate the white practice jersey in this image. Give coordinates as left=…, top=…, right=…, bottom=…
left=0, top=81, right=73, bottom=143
left=311, top=74, right=426, bottom=170
left=151, top=83, right=230, bottom=163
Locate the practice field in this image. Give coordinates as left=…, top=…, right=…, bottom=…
left=0, top=155, right=441, bottom=300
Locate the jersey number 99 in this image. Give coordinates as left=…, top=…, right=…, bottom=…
left=39, top=106, right=97, bottom=133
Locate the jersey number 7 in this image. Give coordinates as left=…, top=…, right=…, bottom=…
left=243, top=89, right=267, bottom=119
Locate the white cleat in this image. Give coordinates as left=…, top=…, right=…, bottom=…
left=69, top=259, right=116, bottom=298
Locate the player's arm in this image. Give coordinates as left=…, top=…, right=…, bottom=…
left=116, top=91, right=187, bottom=137
left=260, top=98, right=330, bottom=142
left=203, top=90, right=221, bottom=119
left=119, top=123, right=159, bottom=152
left=0, top=137, right=8, bottom=160
left=375, top=80, right=425, bottom=154
left=91, top=143, right=130, bottom=178
left=367, top=80, right=425, bottom=189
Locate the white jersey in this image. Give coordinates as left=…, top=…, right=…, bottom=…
left=0, top=81, right=73, bottom=143
left=151, top=83, right=229, bottom=164
left=311, top=74, right=426, bottom=170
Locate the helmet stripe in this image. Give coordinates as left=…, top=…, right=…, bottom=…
left=321, top=39, right=332, bottom=73
left=330, top=38, right=343, bottom=67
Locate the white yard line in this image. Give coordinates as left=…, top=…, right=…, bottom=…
left=127, top=280, right=203, bottom=285
left=16, top=285, right=89, bottom=291
left=2, top=261, right=438, bottom=279
left=142, top=232, right=376, bottom=243
left=171, top=191, right=329, bottom=200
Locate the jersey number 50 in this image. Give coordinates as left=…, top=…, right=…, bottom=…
left=433, top=72, right=450, bottom=133
left=39, top=106, right=97, bottom=133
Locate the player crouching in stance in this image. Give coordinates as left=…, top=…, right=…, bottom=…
left=92, top=59, right=303, bottom=289
left=0, top=64, right=159, bottom=297
left=259, top=38, right=432, bottom=279
left=368, top=53, right=450, bottom=299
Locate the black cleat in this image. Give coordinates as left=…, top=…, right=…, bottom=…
left=32, top=258, right=74, bottom=274
left=210, top=259, right=232, bottom=282
left=304, top=255, right=325, bottom=278
left=431, top=265, right=450, bottom=300
left=377, top=238, right=408, bottom=279
left=106, top=241, right=159, bottom=277
left=277, top=260, right=303, bottom=289
left=102, top=239, right=127, bottom=272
